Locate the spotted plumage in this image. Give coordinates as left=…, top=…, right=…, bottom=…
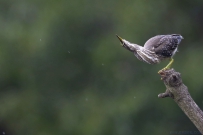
left=116, top=34, right=183, bottom=71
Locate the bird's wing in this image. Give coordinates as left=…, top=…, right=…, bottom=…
left=143, top=35, right=165, bottom=51
left=154, top=35, right=179, bottom=57
left=144, top=35, right=179, bottom=57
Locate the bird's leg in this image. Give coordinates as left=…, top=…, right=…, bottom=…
left=165, top=58, right=174, bottom=69
left=158, top=58, right=174, bottom=73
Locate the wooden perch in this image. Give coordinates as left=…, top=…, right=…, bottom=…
left=158, top=69, right=203, bottom=134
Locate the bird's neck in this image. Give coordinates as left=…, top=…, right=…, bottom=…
left=122, top=40, right=142, bottom=52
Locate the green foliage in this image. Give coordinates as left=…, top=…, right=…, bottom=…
left=0, top=0, right=203, bottom=134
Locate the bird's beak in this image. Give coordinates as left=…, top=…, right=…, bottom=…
left=116, top=35, right=124, bottom=45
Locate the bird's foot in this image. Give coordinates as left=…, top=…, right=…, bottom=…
left=158, top=67, right=170, bottom=74
left=158, top=58, right=174, bottom=74
left=158, top=67, right=171, bottom=80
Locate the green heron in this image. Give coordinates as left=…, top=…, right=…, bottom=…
left=116, top=34, right=183, bottom=73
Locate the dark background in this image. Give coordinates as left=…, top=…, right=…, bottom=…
left=0, top=0, right=203, bottom=134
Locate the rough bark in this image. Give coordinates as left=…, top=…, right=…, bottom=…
left=158, top=69, right=203, bottom=134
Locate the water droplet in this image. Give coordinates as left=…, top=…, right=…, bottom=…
left=68, top=51, right=70, bottom=53
left=40, top=39, right=41, bottom=41
left=2, top=132, right=5, bottom=135
left=85, top=98, right=88, bottom=101
left=102, top=63, right=104, bottom=66
left=134, top=96, right=136, bottom=99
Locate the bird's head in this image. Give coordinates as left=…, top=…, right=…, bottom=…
left=116, top=35, right=131, bottom=46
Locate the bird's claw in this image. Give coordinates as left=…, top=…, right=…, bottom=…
left=158, top=67, right=169, bottom=74
left=158, top=68, right=170, bottom=80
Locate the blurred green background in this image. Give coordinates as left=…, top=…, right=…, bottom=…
left=0, top=0, right=203, bottom=134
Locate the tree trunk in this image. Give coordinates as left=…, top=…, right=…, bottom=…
left=158, top=69, right=203, bottom=134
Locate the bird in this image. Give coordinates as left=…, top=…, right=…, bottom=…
left=116, top=34, right=183, bottom=73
